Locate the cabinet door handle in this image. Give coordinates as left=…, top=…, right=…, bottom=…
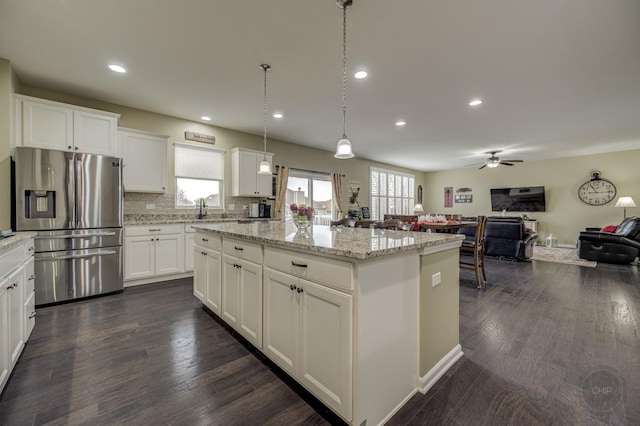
left=29, top=275, right=35, bottom=280
left=28, top=247, right=34, bottom=252
left=149, top=229, right=161, bottom=232
left=68, top=145, right=72, bottom=150
left=29, top=312, right=37, bottom=319
left=151, top=238, right=155, bottom=241
left=296, top=287, right=304, bottom=293
left=289, top=284, right=297, bottom=291
left=291, top=261, right=308, bottom=268
left=74, top=147, right=79, bottom=151
left=204, top=252, right=208, bottom=256
left=234, top=246, right=244, bottom=251
left=202, top=238, right=209, bottom=242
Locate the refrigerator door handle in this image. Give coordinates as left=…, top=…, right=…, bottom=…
left=34, top=232, right=117, bottom=240
left=35, top=250, right=117, bottom=261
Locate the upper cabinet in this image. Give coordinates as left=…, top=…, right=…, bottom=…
left=118, top=127, right=169, bottom=193
left=231, top=147, right=274, bottom=197
left=14, top=95, right=120, bottom=157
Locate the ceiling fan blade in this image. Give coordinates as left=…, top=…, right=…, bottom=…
left=465, top=162, right=486, bottom=167
left=500, top=162, right=515, bottom=166
left=501, top=159, right=523, bottom=163
left=478, top=164, right=487, bottom=170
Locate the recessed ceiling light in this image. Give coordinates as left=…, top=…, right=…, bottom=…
left=200, top=116, right=211, bottom=121
left=354, top=70, right=368, bottom=79
left=395, top=121, right=406, bottom=126
left=108, top=64, right=126, bottom=73
left=469, top=99, right=483, bottom=106
left=272, top=113, right=283, bottom=119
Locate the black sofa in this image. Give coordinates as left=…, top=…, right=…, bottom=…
left=484, top=217, right=538, bottom=261
left=578, top=216, right=640, bottom=264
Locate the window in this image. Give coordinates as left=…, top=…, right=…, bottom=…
left=370, top=167, right=415, bottom=220
left=174, top=143, right=225, bottom=208
left=286, top=170, right=334, bottom=225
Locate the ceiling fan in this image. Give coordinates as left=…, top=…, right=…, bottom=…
left=468, top=151, right=524, bottom=170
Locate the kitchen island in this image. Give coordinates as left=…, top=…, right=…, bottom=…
left=192, top=221, right=464, bottom=426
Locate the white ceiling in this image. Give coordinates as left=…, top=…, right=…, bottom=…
left=2, top=0, right=640, bottom=171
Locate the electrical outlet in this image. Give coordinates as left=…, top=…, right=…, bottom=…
left=146, top=204, right=155, bottom=210
left=432, top=272, right=441, bottom=287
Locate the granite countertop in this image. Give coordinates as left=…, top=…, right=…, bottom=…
left=192, top=222, right=464, bottom=260
left=0, top=232, right=37, bottom=252
left=124, top=216, right=275, bottom=226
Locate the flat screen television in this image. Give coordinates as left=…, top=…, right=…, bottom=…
left=490, top=186, right=546, bottom=212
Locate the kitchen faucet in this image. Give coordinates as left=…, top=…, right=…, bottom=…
left=197, top=199, right=207, bottom=219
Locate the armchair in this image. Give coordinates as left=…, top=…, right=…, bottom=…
left=578, top=216, right=640, bottom=264
left=484, top=216, right=538, bottom=261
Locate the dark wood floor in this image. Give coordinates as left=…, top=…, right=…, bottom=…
left=1, top=258, right=638, bottom=425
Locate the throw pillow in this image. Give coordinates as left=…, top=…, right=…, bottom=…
left=601, top=225, right=617, bottom=233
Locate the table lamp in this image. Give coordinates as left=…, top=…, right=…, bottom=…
left=615, top=196, right=636, bottom=219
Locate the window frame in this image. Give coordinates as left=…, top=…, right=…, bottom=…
left=174, top=142, right=226, bottom=209
left=369, top=167, right=415, bottom=220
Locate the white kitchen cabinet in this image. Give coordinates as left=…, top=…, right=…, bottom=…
left=0, top=278, right=9, bottom=392
left=221, top=236, right=263, bottom=349
left=263, top=267, right=352, bottom=420
left=124, top=225, right=184, bottom=281
left=231, top=147, right=273, bottom=197
left=185, top=232, right=196, bottom=271
left=221, top=255, right=262, bottom=348
left=23, top=257, right=36, bottom=340
left=193, top=233, right=222, bottom=313
left=0, top=236, right=35, bottom=395
left=6, top=268, right=25, bottom=369
left=74, top=110, right=118, bottom=156
left=15, top=95, right=120, bottom=156
left=19, top=98, right=73, bottom=151
left=119, top=127, right=168, bottom=193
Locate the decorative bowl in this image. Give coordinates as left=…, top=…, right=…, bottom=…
left=290, top=204, right=314, bottom=232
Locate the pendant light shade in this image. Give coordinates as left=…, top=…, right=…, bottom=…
left=258, top=159, right=272, bottom=174
left=335, top=137, right=354, bottom=159
left=258, top=64, right=273, bottom=175
left=334, top=0, right=355, bottom=159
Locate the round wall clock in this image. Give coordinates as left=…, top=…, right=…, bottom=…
left=578, top=171, right=617, bottom=206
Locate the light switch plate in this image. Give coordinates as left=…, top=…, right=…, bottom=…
left=146, top=204, right=155, bottom=210
left=432, top=272, right=441, bottom=287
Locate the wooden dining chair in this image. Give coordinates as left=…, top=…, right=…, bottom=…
left=459, top=215, right=487, bottom=288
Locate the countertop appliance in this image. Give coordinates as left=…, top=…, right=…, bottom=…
left=12, top=147, right=124, bottom=306
left=248, top=203, right=260, bottom=218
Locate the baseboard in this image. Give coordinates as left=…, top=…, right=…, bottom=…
left=125, top=271, right=193, bottom=287
left=417, top=344, right=464, bottom=394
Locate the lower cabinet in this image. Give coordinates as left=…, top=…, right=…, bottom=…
left=124, top=225, right=185, bottom=281
left=6, top=268, right=25, bottom=369
left=193, top=247, right=221, bottom=315
left=222, top=254, right=262, bottom=348
left=263, top=267, right=353, bottom=421
left=0, top=279, right=10, bottom=391
left=1, top=236, right=35, bottom=394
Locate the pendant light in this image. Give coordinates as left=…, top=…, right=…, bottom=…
left=334, top=0, right=355, bottom=159
left=258, top=64, right=273, bottom=175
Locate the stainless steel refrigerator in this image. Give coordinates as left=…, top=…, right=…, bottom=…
left=13, top=147, right=123, bottom=306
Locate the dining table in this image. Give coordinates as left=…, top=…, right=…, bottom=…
left=419, top=221, right=477, bottom=233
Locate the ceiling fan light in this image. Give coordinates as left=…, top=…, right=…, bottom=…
left=335, top=137, right=354, bottom=159
left=258, top=159, right=272, bottom=175
left=487, top=162, right=500, bottom=168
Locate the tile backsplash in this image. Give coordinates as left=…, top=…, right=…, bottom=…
left=124, top=192, right=272, bottom=220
